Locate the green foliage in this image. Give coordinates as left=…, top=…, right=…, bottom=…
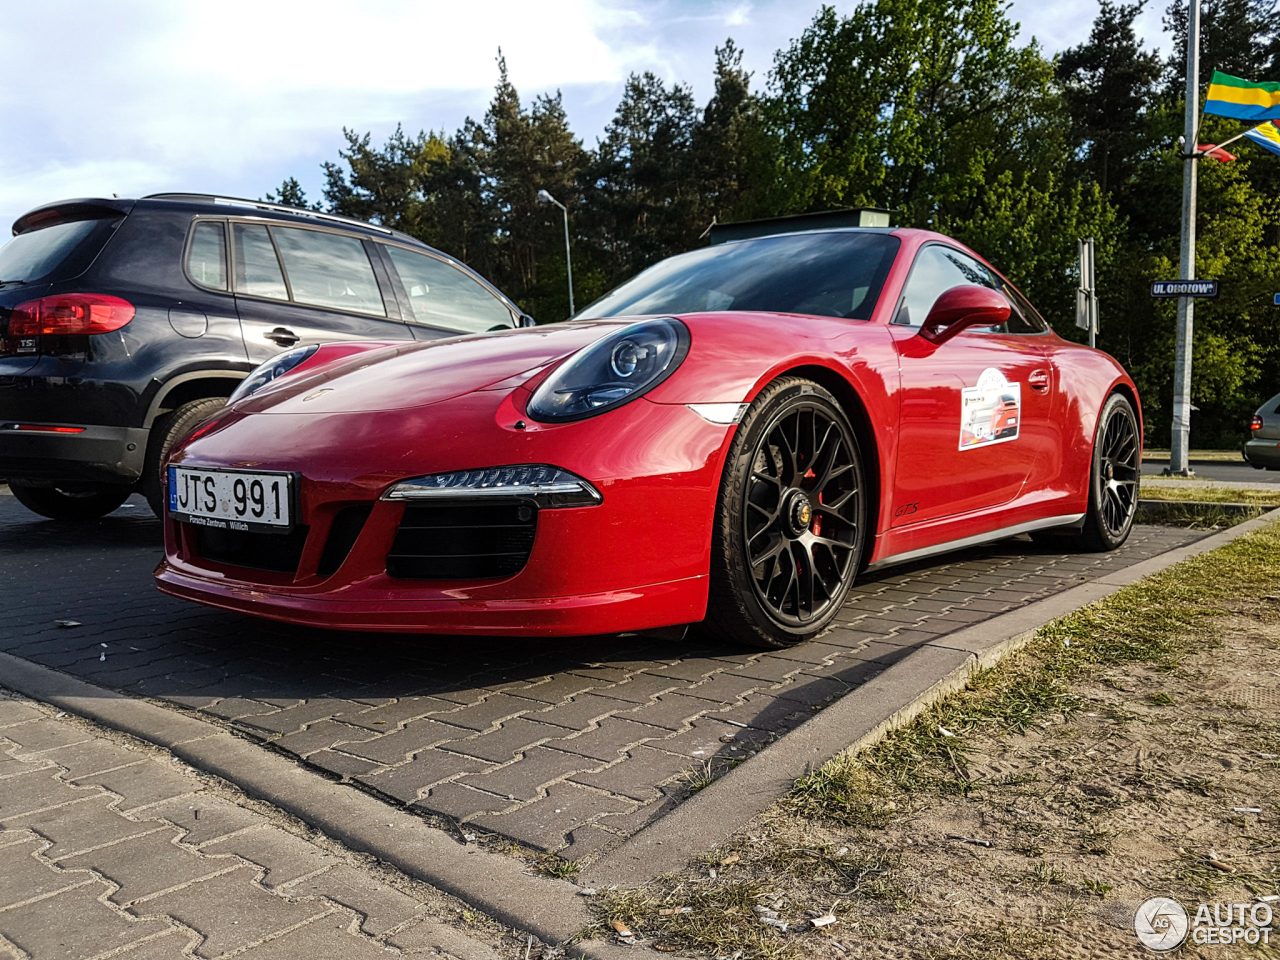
left=283, top=0, right=1280, bottom=442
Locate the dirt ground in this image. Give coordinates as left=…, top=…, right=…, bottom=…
left=591, top=525, right=1280, bottom=959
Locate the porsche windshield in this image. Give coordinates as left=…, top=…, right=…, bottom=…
left=577, top=231, right=900, bottom=321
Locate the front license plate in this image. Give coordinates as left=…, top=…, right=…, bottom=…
left=168, top=466, right=294, bottom=533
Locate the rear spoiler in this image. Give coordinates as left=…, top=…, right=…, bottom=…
left=13, top=198, right=135, bottom=236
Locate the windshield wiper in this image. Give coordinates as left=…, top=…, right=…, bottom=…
left=0, top=280, right=27, bottom=288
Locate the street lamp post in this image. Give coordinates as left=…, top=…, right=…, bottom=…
left=537, top=190, right=575, bottom=317
left=1169, top=0, right=1200, bottom=477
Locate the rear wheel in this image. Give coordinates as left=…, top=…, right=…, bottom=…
left=9, top=482, right=131, bottom=521
left=142, top=398, right=226, bottom=518
left=1034, top=393, right=1139, bottom=552
left=702, top=377, right=867, bottom=649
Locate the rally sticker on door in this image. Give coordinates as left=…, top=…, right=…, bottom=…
left=959, top=368, right=1020, bottom=450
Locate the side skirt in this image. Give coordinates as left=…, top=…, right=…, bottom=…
left=863, top=512, right=1086, bottom=574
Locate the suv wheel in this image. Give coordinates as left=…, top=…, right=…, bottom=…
left=9, top=482, right=132, bottom=521
left=142, top=398, right=226, bottom=518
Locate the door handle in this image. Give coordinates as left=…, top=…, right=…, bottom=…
left=1029, top=368, right=1051, bottom=393
left=265, top=327, right=299, bottom=347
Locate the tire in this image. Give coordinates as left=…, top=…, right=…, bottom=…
left=142, top=398, right=226, bottom=518
left=702, top=377, right=868, bottom=649
left=1038, top=393, right=1140, bottom=552
left=9, top=482, right=131, bottom=521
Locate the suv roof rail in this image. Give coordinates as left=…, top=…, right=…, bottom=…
left=143, top=193, right=396, bottom=236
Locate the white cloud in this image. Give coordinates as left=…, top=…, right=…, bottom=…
left=0, top=0, right=1171, bottom=234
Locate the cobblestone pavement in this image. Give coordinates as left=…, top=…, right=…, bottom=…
left=0, top=494, right=1202, bottom=861
left=0, top=690, right=513, bottom=960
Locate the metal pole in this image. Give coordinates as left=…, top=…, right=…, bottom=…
left=561, top=206, right=575, bottom=317
left=1169, top=0, right=1200, bottom=476
left=1088, top=238, right=1097, bottom=349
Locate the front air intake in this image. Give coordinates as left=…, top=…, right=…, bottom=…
left=385, top=501, right=536, bottom=580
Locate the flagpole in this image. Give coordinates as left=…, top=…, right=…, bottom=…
left=1203, top=123, right=1264, bottom=153
left=1168, top=0, right=1200, bottom=477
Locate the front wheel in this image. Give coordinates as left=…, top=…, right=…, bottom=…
left=8, top=482, right=131, bottom=521
left=1037, top=393, right=1139, bottom=552
left=702, top=377, right=868, bottom=649
left=142, top=398, right=226, bottom=518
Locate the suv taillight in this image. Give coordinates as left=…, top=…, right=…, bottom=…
left=1252, top=415, right=1264, bottom=431
left=9, top=294, right=135, bottom=336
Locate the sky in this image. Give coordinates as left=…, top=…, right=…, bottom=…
left=0, top=0, right=1172, bottom=233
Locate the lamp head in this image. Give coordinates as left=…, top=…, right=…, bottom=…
left=537, top=189, right=555, bottom=204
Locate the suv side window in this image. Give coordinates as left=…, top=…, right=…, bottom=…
left=385, top=246, right=514, bottom=333
left=272, top=227, right=386, bottom=317
left=186, top=221, right=227, bottom=290
left=232, top=223, right=288, bottom=300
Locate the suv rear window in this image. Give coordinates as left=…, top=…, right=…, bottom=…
left=0, top=218, right=114, bottom=284
left=385, top=245, right=513, bottom=332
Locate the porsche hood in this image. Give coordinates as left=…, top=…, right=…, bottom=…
left=237, top=320, right=629, bottom=415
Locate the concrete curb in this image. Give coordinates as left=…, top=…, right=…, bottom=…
left=0, top=651, right=596, bottom=950
left=581, top=508, right=1280, bottom=888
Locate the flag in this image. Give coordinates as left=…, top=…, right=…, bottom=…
left=1204, top=71, right=1280, bottom=121
left=1198, top=143, right=1237, bottom=162
left=1243, top=119, right=1280, bottom=156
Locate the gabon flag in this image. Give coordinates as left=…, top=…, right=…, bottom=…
left=1204, top=71, right=1280, bottom=121
left=1243, top=119, right=1280, bottom=156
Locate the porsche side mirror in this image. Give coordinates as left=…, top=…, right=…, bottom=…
left=518, top=313, right=538, bottom=327
left=919, top=285, right=1010, bottom=345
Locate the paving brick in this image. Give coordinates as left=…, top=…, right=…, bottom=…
left=457, top=747, right=605, bottom=802
left=0, top=883, right=173, bottom=960
left=114, top=931, right=199, bottom=959
left=62, top=829, right=233, bottom=905
left=592, top=672, right=688, bottom=704
left=0, top=838, right=91, bottom=909
left=527, top=693, right=630, bottom=730
left=338, top=696, right=458, bottom=731
left=340, top=718, right=473, bottom=764
left=0, top=718, right=92, bottom=755
left=469, top=782, right=632, bottom=852
left=355, top=750, right=491, bottom=804
left=560, top=823, right=617, bottom=861
left=411, top=782, right=516, bottom=821
left=0, top=700, right=43, bottom=727
left=709, top=693, right=806, bottom=734
left=237, top=699, right=354, bottom=735
left=546, top=716, right=668, bottom=762
left=388, top=916, right=505, bottom=960
left=509, top=673, right=600, bottom=704
left=270, top=720, right=377, bottom=758
left=728, top=655, right=807, bottom=684
left=639, top=657, right=732, bottom=682
left=438, top=717, right=562, bottom=763
left=42, top=739, right=145, bottom=779
left=771, top=674, right=854, bottom=707
left=141, top=795, right=266, bottom=846
left=17, top=795, right=161, bottom=860
left=426, top=693, right=546, bottom=732
left=618, top=693, right=712, bottom=731
left=646, top=717, right=741, bottom=760
left=280, top=864, right=424, bottom=936
left=200, top=828, right=334, bottom=888
left=568, top=746, right=695, bottom=801
left=306, top=749, right=383, bottom=780
left=200, top=698, right=280, bottom=722
left=236, top=916, right=390, bottom=960
left=80, top=760, right=198, bottom=812
left=143, top=865, right=328, bottom=959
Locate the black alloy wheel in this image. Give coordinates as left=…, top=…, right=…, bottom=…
left=703, top=377, right=867, bottom=649
left=1036, top=392, right=1139, bottom=552
left=8, top=482, right=131, bottom=521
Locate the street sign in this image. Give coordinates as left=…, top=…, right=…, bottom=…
left=1151, top=280, right=1219, bottom=298
left=1273, top=293, right=1280, bottom=305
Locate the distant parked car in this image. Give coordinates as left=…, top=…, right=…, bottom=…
left=1245, top=390, right=1280, bottom=470
left=0, top=193, right=528, bottom=520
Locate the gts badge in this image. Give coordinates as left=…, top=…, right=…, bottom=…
left=894, top=502, right=919, bottom=518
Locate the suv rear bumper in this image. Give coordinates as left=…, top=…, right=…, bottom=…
left=0, top=424, right=149, bottom=484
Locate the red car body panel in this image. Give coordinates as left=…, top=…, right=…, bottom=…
left=155, top=229, right=1140, bottom=634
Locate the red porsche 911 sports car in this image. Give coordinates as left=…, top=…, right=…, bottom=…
left=155, top=217, right=1142, bottom=649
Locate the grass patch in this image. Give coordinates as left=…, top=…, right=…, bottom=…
left=537, top=855, right=581, bottom=879
left=792, top=522, right=1280, bottom=803
left=1139, top=485, right=1280, bottom=507
left=1138, top=501, right=1265, bottom=528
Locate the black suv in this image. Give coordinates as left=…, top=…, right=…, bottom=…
left=0, top=194, right=529, bottom=520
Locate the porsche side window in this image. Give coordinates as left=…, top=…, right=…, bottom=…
left=895, top=245, right=999, bottom=328
left=384, top=246, right=514, bottom=333
left=272, top=227, right=387, bottom=317
left=186, top=221, right=227, bottom=291
left=999, top=281, right=1049, bottom=334
left=232, top=224, right=288, bottom=301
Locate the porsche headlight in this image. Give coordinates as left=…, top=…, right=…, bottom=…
left=228, top=345, right=319, bottom=404
left=526, top=318, right=689, bottom=422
